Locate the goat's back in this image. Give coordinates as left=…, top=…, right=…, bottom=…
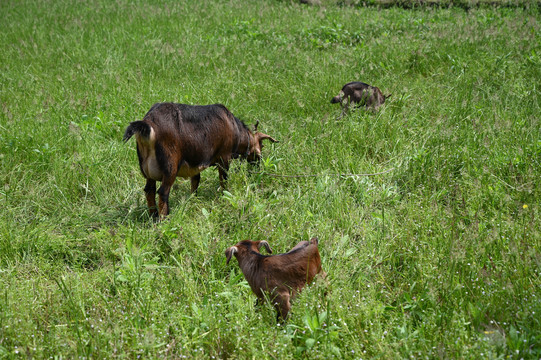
left=143, top=103, right=242, bottom=138
left=142, top=103, right=250, bottom=164
left=342, top=81, right=370, bottom=92
left=260, top=240, right=322, bottom=292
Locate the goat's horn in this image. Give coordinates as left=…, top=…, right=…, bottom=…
left=257, top=133, right=278, bottom=143
left=258, top=240, right=273, bottom=254
left=225, top=246, right=238, bottom=264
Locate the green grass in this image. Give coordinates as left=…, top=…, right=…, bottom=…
left=1, top=0, right=540, bottom=358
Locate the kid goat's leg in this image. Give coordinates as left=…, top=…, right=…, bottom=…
left=274, top=292, right=291, bottom=322
left=340, top=97, right=350, bottom=118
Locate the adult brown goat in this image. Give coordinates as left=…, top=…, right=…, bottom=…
left=225, top=238, right=325, bottom=321
left=123, top=103, right=277, bottom=219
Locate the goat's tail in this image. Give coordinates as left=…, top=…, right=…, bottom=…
left=123, top=121, right=151, bottom=142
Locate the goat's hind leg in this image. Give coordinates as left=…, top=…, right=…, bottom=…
left=157, top=174, right=177, bottom=219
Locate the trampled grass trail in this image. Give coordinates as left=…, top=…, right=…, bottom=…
left=0, top=0, right=539, bottom=358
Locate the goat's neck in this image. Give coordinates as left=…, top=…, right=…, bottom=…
left=237, top=255, right=261, bottom=282
left=235, top=128, right=253, bottom=158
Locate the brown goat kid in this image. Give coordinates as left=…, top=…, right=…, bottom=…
left=225, top=238, right=325, bottom=321
left=331, top=81, right=391, bottom=116
left=123, top=103, right=277, bottom=219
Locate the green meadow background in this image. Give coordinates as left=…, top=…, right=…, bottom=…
left=1, top=0, right=540, bottom=358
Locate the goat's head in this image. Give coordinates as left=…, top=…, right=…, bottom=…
left=225, top=240, right=273, bottom=264
left=246, top=122, right=278, bottom=164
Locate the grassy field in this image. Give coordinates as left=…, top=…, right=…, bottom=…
left=1, top=0, right=540, bottom=358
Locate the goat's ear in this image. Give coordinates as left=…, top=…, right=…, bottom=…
left=258, top=240, right=273, bottom=254
left=253, top=120, right=259, bottom=132
left=310, top=237, right=319, bottom=245
left=225, top=246, right=238, bottom=265
left=256, top=132, right=278, bottom=144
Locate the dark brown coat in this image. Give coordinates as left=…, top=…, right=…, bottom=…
left=331, top=81, right=390, bottom=115
left=225, top=238, right=325, bottom=320
left=123, top=103, right=277, bottom=218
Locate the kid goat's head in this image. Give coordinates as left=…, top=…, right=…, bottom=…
left=225, top=240, right=273, bottom=264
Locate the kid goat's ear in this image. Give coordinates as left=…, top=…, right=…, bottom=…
left=257, top=240, right=273, bottom=254
left=225, top=246, right=238, bottom=265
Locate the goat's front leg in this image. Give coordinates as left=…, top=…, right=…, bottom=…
left=340, top=97, right=349, bottom=118
left=144, top=179, right=158, bottom=218
left=157, top=175, right=176, bottom=219
left=217, top=161, right=230, bottom=190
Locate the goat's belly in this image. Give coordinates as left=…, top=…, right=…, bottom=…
left=142, top=157, right=162, bottom=181
left=176, top=163, right=208, bottom=179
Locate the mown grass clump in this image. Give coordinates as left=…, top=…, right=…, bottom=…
left=0, top=0, right=539, bottom=358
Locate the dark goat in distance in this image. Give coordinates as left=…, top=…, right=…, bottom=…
left=123, top=103, right=278, bottom=219
left=331, top=81, right=391, bottom=116
left=225, top=238, right=326, bottom=321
